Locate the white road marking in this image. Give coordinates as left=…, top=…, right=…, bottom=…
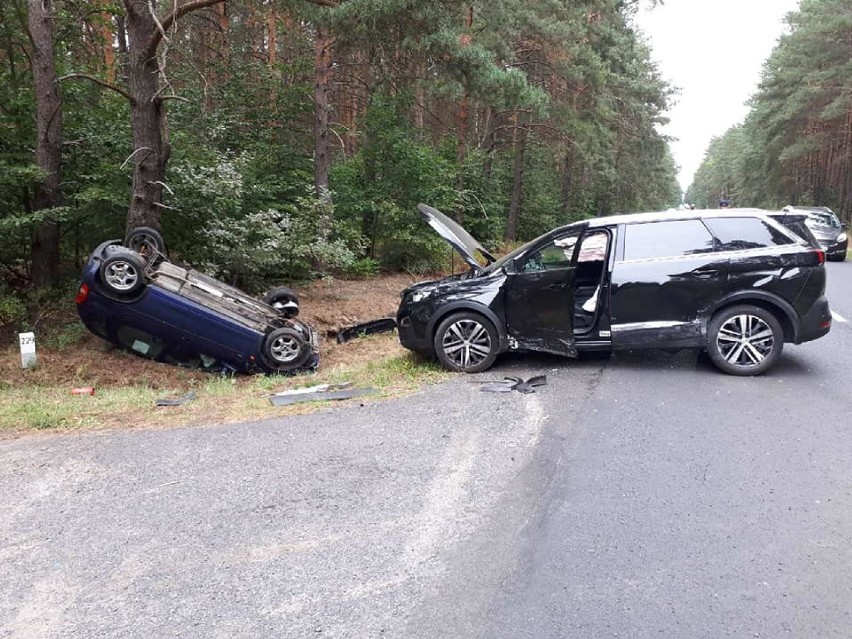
left=831, top=311, right=848, bottom=323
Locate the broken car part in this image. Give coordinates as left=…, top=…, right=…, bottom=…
left=270, top=382, right=353, bottom=397
left=480, top=375, right=548, bottom=394
left=155, top=390, right=197, bottom=407
left=336, top=318, right=398, bottom=344
left=268, top=387, right=377, bottom=407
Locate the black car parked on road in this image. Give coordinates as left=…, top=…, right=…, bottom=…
left=397, top=205, right=832, bottom=376
left=782, top=205, right=847, bottom=261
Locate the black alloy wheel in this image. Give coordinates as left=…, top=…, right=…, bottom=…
left=262, top=327, right=311, bottom=372
left=101, top=250, right=146, bottom=295
left=433, top=311, right=499, bottom=373
left=707, top=305, right=784, bottom=376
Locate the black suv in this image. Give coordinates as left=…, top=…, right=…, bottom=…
left=397, top=205, right=832, bottom=376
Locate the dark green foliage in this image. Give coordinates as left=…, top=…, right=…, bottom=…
left=1, top=0, right=680, bottom=294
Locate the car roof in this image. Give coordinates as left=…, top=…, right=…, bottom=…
left=783, top=205, right=836, bottom=214
left=565, top=207, right=782, bottom=231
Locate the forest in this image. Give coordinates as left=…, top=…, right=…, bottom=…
left=687, top=0, right=852, bottom=223
left=1, top=0, right=681, bottom=305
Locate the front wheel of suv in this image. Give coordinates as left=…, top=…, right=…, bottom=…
left=707, top=305, right=784, bottom=376
left=433, top=312, right=499, bottom=373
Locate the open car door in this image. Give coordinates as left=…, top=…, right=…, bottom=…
left=504, top=228, right=583, bottom=357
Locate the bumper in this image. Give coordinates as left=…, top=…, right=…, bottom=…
left=396, top=312, right=433, bottom=354
left=826, top=239, right=848, bottom=260
left=797, top=295, right=832, bottom=343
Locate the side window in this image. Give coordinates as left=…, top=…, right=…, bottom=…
left=116, top=326, right=166, bottom=359
left=704, top=217, right=794, bottom=251
left=520, top=234, right=579, bottom=272
left=577, top=231, right=609, bottom=263
left=623, top=220, right=716, bottom=261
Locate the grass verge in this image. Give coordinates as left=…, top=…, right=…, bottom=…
left=0, top=334, right=449, bottom=434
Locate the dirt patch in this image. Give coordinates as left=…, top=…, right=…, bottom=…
left=0, top=273, right=427, bottom=392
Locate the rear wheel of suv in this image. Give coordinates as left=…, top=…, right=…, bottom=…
left=707, top=305, right=784, bottom=376
left=433, top=312, right=499, bottom=373
left=262, top=327, right=311, bottom=372
left=101, top=250, right=146, bottom=295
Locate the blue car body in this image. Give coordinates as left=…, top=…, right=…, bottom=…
left=76, top=241, right=319, bottom=374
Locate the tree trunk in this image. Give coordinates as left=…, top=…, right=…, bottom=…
left=94, top=3, right=116, bottom=83
left=560, top=142, right=574, bottom=215
left=505, top=115, right=528, bottom=242
left=454, top=5, right=474, bottom=223
left=28, top=0, right=63, bottom=287
left=313, top=26, right=333, bottom=198
left=124, top=0, right=169, bottom=231
left=267, top=8, right=277, bottom=65
left=122, top=0, right=226, bottom=231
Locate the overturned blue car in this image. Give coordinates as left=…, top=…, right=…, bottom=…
left=75, top=228, right=319, bottom=375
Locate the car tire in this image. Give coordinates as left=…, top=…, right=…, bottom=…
left=263, top=286, right=300, bottom=318
left=101, top=249, right=146, bottom=295
left=433, top=311, right=499, bottom=373
left=125, top=226, right=166, bottom=258
left=706, top=305, right=784, bottom=376
left=262, top=327, right=312, bottom=372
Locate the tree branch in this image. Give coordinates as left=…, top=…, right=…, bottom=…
left=149, top=0, right=227, bottom=54
left=58, top=73, right=133, bottom=102
left=155, top=94, right=192, bottom=104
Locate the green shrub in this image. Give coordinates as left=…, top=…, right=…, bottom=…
left=0, top=289, right=26, bottom=331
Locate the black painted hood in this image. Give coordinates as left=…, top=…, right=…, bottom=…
left=417, top=204, right=495, bottom=271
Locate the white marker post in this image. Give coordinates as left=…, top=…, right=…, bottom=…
left=19, top=332, right=36, bottom=369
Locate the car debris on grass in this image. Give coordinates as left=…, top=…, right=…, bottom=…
left=268, top=382, right=377, bottom=406
left=335, top=318, right=397, bottom=343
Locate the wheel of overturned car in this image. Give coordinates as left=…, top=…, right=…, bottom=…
left=262, top=327, right=311, bottom=372
left=125, top=226, right=166, bottom=259
left=263, top=286, right=299, bottom=318
left=101, top=250, right=146, bottom=295
left=433, top=311, right=499, bottom=373
left=707, top=305, right=783, bottom=376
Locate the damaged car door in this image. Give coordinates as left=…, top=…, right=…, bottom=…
left=504, top=229, right=583, bottom=356
left=609, top=219, right=729, bottom=349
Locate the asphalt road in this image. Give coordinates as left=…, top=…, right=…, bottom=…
left=2, top=262, right=851, bottom=638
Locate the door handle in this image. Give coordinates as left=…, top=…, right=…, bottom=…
left=546, top=283, right=567, bottom=291
left=694, top=269, right=719, bottom=278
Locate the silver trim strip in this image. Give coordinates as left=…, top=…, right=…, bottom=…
left=611, top=320, right=688, bottom=333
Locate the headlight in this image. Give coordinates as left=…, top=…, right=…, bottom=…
left=837, top=232, right=847, bottom=243
left=411, top=290, right=431, bottom=303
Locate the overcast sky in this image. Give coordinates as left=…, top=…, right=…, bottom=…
left=634, top=0, right=801, bottom=193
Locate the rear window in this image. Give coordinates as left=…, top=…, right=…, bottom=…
left=808, top=212, right=841, bottom=228
left=703, top=217, right=794, bottom=251
left=623, top=220, right=716, bottom=261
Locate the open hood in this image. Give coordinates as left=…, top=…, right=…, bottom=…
left=417, top=204, right=496, bottom=271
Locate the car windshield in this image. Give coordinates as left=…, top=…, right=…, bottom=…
left=808, top=212, right=841, bottom=228
left=484, top=235, right=547, bottom=272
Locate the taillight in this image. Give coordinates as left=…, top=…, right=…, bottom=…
left=814, top=249, right=826, bottom=265
left=75, top=283, right=89, bottom=304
